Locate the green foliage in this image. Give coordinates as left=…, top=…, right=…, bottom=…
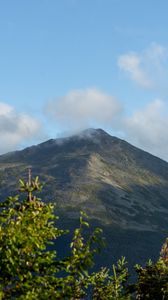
left=0, top=175, right=65, bottom=299
left=0, top=174, right=168, bottom=299
left=92, top=257, right=132, bottom=299
left=0, top=175, right=105, bottom=299
left=62, top=211, right=103, bottom=298
left=135, top=240, right=168, bottom=300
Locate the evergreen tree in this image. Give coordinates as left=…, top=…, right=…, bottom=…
left=0, top=172, right=104, bottom=299
left=0, top=171, right=65, bottom=299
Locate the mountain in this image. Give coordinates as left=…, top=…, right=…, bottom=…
left=0, top=128, right=168, bottom=268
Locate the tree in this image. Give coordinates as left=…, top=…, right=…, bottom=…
left=0, top=172, right=66, bottom=299
left=92, top=257, right=132, bottom=300
left=135, top=240, right=168, bottom=299
left=0, top=173, right=104, bottom=299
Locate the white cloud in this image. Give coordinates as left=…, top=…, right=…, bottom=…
left=118, top=52, right=152, bottom=88
left=45, top=88, right=123, bottom=131
left=0, top=102, right=42, bottom=154
left=145, top=43, right=167, bottom=65
left=117, top=43, right=168, bottom=160
left=123, top=99, right=168, bottom=161
left=118, top=43, right=168, bottom=88
left=0, top=102, right=13, bottom=115
left=45, top=88, right=168, bottom=161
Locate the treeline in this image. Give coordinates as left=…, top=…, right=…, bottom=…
left=0, top=175, right=168, bottom=299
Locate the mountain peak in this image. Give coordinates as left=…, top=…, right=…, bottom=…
left=0, top=128, right=168, bottom=232
left=79, top=128, right=108, bottom=136
left=72, top=128, right=113, bottom=141
left=0, top=127, right=168, bottom=269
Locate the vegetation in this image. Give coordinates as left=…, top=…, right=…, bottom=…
left=0, top=173, right=168, bottom=299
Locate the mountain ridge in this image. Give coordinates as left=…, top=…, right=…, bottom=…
left=0, top=128, right=168, bottom=230
left=0, top=128, right=168, bottom=267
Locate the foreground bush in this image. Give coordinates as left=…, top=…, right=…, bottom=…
left=0, top=174, right=167, bottom=299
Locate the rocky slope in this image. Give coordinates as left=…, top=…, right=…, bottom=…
left=0, top=128, right=168, bottom=267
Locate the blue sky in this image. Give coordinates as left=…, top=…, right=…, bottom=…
left=0, top=0, right=168, bottom=160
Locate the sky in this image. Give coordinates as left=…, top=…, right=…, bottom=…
left=0, top=0, right=168, bottom=161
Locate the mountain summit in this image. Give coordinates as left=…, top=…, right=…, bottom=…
left=0, top=128, right=168, bottom=266
left=0, top=128, right=168, bottom=230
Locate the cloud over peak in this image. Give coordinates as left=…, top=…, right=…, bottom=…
left=45, top=88, right=122, bottom=130
left=44, top=86, right=168, bottom=160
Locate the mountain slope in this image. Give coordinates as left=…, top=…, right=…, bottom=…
left=0, top=128, right=168, bottom=231
left=0, top=128, right=168, bottom=267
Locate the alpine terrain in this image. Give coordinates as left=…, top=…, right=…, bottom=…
left=0, top=128, right=168, bottom=269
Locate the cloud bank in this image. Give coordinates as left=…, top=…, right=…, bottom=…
left=123, top=99, right=168, bottom=160
left=0, top=102, right=42, bottom=154
left=46, top=88, right=123, bottom=130
left=45, top=88, right=168, bottom=161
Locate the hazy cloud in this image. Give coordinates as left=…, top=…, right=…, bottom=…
left=0, top=102, right=42, bottom=154
left=118, top=43, right=168, bottom=88
left=45, top=88, right=123, bottom=130
left=118, top=52, right=152, bottom=88
left=123, top=99, right=168, bottom=161
left=45, top=88, right=168, bottom=160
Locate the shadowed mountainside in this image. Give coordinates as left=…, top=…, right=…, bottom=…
left=0, top=128, right=168, bottom=268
